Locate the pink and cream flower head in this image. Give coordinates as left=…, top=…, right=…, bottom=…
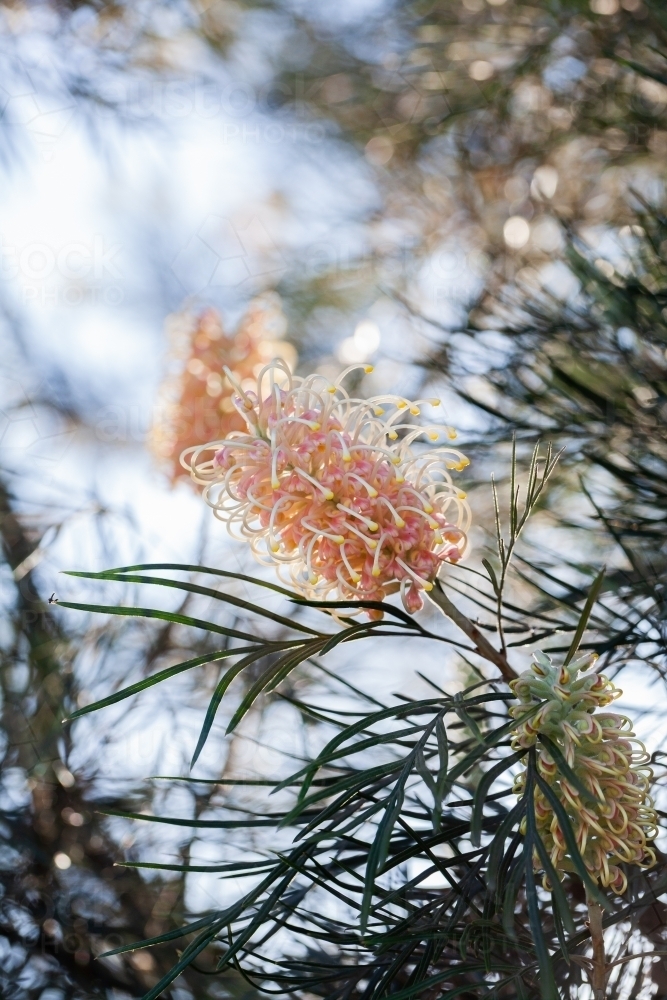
left=182, top=361, right=471, bottom=616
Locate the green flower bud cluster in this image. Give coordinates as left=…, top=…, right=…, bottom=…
left=509, top=651, right=657, bottom=894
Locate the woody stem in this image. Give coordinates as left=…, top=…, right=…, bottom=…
left=586, top=897, right=606, bottom=999
left=428, top=581, right=517, bottom=681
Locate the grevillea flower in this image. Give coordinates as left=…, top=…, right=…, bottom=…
left=182, top=361, right=471, bottom=616
left=149, top=296, right=295, bottom=483
left=510, top=650, right=657, bottom=894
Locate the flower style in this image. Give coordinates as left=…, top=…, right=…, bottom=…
left=149, top=295, right=295, bottom=483
left=182, top=361, right=471, bottom=615
left=510, top=650, right=658, bottom=894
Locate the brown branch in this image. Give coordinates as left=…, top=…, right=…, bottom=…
left=605, top=950, right=667, bottom=971
left=428, top=580, right=517, bottom=682
left=587, top=897, right=606, bottom=1000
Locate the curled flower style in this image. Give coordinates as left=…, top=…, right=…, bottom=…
left=510, top=650, right=657, bottom=894
left=182, top=361, right=471, bottom=615
left=149, top=295, right=295, bottom=483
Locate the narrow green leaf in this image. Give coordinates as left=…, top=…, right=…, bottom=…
left=289, top=596, right=421, bottom=628
left=66, top=562, right=295, bottom=597
left=552, top=902, right=570, bottom=966
left=470, top=750, right=525, bottom=848
left=534, top=772, right=610, bottom=909
left=65, top=647, right=257, bottom=721
left=510, top=434, right=518, bottom=537
left=283, top=724, right=425, bottom=822
left=100, top=913, right=219, bottom=955
left=529, top=827, right=575, bottom=935
left=361, top=782, right=406, bottom=930
left=563, top=568, right=606, bottom=665
left=415, top=748, right=437, bottom=797
left=453, top=695, right=486, bottom=746
left=538, top=733, right=600, bottom=808
left=524, top=839, right=557, bottom=1000
left=284, top=762, right=401, bottom=834
left=56, top=601, right=260, bottom=643
left=67, top=570, right=322, bottom=635
left=139, top=931, right=219, bottom=1000
left=97, top=808, right=279, bottom=828
left=435, top=715, right=449, bottom=771
left=226, top=641, right=322, bottom=733
left=274, top=697, right=446, bottom=796
left=502, top=855, right=526, bottom=942
left=318, top=620, right=382, bottom=654
left=523, top=760, right=558, bottom=999
left=117, top=860, right=272, bottom=873
left=377, top=966, right=518, bottom=1000
left=149, top=775, right=291, bottom=786
left=487, top=800, right=525, bottom=895
left=191, top=648, right=270, bottom=767
left=482, top=558, right=500, bottom=595
left=215, top=867, right=298, bottom=972
left=361, top=721, right=438, bottom=930
left=439, top=701, right=545, bottom=801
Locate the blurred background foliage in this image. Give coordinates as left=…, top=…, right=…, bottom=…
left=1, top=0, right=667, bottom=997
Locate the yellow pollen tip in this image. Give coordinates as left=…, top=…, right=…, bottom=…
left=447, top=428, right=457, bottom=440
left=310, top=422, right=321, bottom=431
left=423, top=503, right=434, bottom=513
left=396, top=518, right=406, bottom=528
left=423, top=582, right=434, bottom=592
left=429, top=398, right=441, bottom=406
left=324, top=490, right=335, bottom=500
left=270, top=542, right=280, bottom=552
left=428, top=520, right=439, bottom=530
left=394, top=474, right=405, bottom=483
left=327, top=385, right=337, bottom=394
left=434, top=533, right=443, bottom=544
left=374, top=406, right=385, bottom=416
left=368, top=521, right=379, bottom=532
left=367, top=540, right=378, bottom=549
left=334, top=535, right=345, bottom=544
left=364, top=365, right=374, bottom=374
left=372, top=567, right=381, bottom=577
left=368, top=487, right=378, bottom=497
left=457, top=490, right=467, bottom=499
left=397, top=400, right=407, bottom=409
left=309, top=575, right=318, bottom=585
left=428, top=432, right=439, bottom=441
left=409, top=406, right=420, bottom=416
left=388, top=430, right=398, bottom=440
left=391, top=457, right=401, bottom=466
left=271, top=478, right=280, bottom=490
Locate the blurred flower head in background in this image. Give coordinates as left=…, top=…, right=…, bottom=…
left=184, top=361, right=471, bottom=616
left=149, top=294, right=295, bottom=482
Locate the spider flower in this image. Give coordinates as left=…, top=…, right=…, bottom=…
left=182, top=361, right=471, bottom=615
left=510, top=650, right=657, bottom=894
left=150, top=295, right=295, bottom=483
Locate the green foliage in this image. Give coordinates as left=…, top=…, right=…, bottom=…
left=61, top=448, right=667, bottom=998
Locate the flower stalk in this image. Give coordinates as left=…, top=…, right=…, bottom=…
left=586, top=896, right=606, bottom=1000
